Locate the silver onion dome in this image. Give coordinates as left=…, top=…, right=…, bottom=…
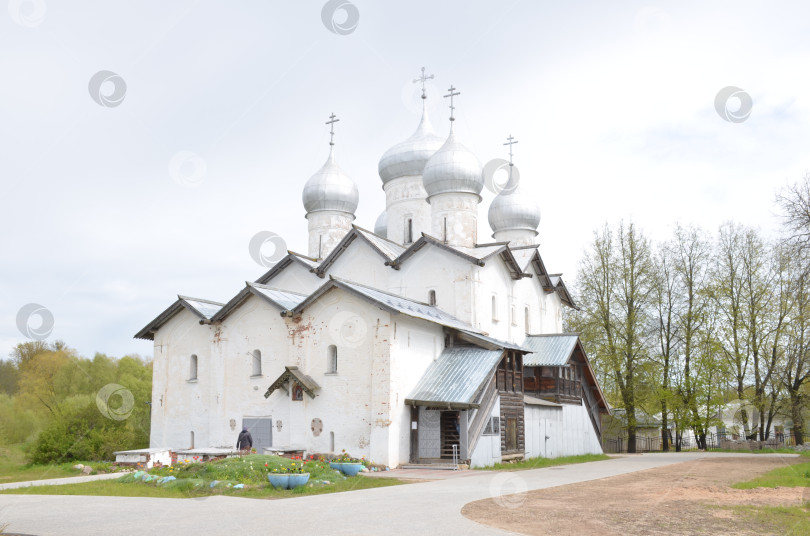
left=302, top=148, right=359, bottom=214
left=422, top=126, right=483, bottom=200
left=488, top=179, right=541, bottom=235
left=378, top=100, right=444, bottom=184
left=374, top=211, right=388, bottom=236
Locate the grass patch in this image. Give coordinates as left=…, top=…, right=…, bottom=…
left=728, top=503, right=810, bottom=536
left=732, top=461, right=810, bottom=490
left=476, top=453, right=610, bottom=471
left=0, top=454, right=405, bottom=499
left=0, top=443, right=119, bottom=484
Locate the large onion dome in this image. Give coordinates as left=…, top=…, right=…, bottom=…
left=302, top=148, right=359, bottom=214
left=488, top=174, right=540, bottom=235
left=378, top=100, right=444, bottom=184
left=422, top=126, right=483, bottom=200
left=374, top=211, right=388, bottom=236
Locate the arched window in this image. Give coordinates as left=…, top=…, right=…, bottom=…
left=251, top=349, right=262, bottom=376
left=491, top=296, right=498, bottom=321
left=428, top=290, right=437, bottom=306
left=327, top=345, right=338, bottom=374
left=524, top=307, right=530, bottom=333
left=189, top=354, right=198, bottom=380
left=510, top=305, right=516, bottom=326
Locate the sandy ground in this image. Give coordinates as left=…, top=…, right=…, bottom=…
left=462, top=456, right=808, bottom=536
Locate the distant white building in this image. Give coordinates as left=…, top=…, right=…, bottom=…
left=135, top=76, right=609, bottom=468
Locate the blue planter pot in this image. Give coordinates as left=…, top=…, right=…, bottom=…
left=329, top=462, right=342, bottom=471
left=267, top=474, right=290, bottom=489
left=340, top=463, right=364, bottom=476
left=287, top=473, right=310, bottom=489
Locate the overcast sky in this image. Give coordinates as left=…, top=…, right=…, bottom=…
left=1, top=1, right=808, bottom=360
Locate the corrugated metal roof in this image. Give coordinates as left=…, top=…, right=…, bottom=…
left=336, top=279, right=475, bottom=333
left=354, top=227, right=407, bottom=261
left=179, top=297, right=223, bottom=320
left=289, top=251, right=320, bottom=269
left=248, top=283, right=307, bottom=311
left=522, top=334, right=579, bottom=366
left=451, top=243, right=505, bottom=261
left=405, top=346, right=503, bottom=407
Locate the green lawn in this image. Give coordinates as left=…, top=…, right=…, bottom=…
left=732, top=461, right=810, bottom=490
left=0, top=444, right=117, bottom=484
left=0, top=454, right=405, bottom=499
left=476, top=453, right=610, bottom=471
left=726, top=456, right=810, bottom=535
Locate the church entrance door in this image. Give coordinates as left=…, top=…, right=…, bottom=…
left=440, top=411, right=460, bottom=460
left=242, top=417, right=273, bottom=452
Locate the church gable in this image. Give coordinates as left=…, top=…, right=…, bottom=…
left=134, top=295, right=223, bottom=340
left=254, top=252, right=322, bottom=294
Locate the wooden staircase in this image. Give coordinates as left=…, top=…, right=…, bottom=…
left=440, top=411, right=460, bottom=460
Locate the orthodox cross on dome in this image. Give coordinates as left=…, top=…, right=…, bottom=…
left=504, top=135, right=518, bottom=167
left=413, top=67, right=434, bottom=99
left=444, top=85, right=460, bottom=121
left=326, top=113, right=340, bottom=146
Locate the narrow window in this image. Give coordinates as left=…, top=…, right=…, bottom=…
left=428, top=290, right=437, bottom=306
left=327, top=344, right=338, bottom=374
left=524, top=307, right=530, bottom=333
left=251, top=349, right=262, bottom=376
left=406, top=218, right=413, bottom=243
left=190, top=431, right=195, bottom=449
left=330, top=431, right=335, bottom=452
left=189, top=354, right=198, bottom=380
left=510, top=305, right=516, bottom=326
left=491, top=296, right=498, bottom=321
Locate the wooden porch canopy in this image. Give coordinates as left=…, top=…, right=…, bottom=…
left=264, top=366, right=320, bottom=400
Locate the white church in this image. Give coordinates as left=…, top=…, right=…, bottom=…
left=135, top=73, right=609, bottom=468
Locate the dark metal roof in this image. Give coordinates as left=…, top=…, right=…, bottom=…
left=133, top=295, right=224, bottom=340
left=254, top=251, right=320, bottom=285
left=405, top=346, right=503, bottom=409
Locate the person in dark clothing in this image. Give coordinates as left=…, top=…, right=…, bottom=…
left=236, top=427, right=253, bottom=452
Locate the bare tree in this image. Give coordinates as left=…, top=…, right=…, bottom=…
left=776, top=174, right=810, bottom=259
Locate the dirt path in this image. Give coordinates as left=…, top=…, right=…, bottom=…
left=462, top=456, right=807, bottom=536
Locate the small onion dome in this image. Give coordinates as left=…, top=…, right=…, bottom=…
left=302, top=148, right=359, bottom=214
left=422, top=126, right=483, bottom=200
left=378, top=100, right=444, bottom=184
left=488, top=178, right=540, bottom=235
left=374, top=211, right=388, bottom=236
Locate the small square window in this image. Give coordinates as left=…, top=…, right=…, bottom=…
left=483, top=416, right=500, bottom=436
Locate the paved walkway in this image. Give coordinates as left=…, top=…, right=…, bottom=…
left=0, top=453, right=797, bottom=536
left=0, top=472, right=130, bottom=491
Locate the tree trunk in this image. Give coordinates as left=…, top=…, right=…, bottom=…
left=792, top=395, right=805, bottom=445
left=661, top=400, right=670, bottom=452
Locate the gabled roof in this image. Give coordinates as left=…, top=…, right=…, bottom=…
left=385, top=234, right=526, bottom=279
left=510, top=244, right=540, bottom=272
left=405, top=346, right=503, bottom=409
left=254, top=251, right=320, bottom=285
left=522, top=334, right=579, bottom=366
left=523, top=333, right=608, bottom=410
left=549, top=274, right=576, bottom=309
left=457, top=329, right=527, bottom=352
left=134, top=295, right=224, bottom=340
left=313, top=225, right=406, bottom=277
left=264, top=366, right=320, bottom=400
left=209, top=282, right=307, bottom=323
left=291, top=276, right=476, bottom=334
